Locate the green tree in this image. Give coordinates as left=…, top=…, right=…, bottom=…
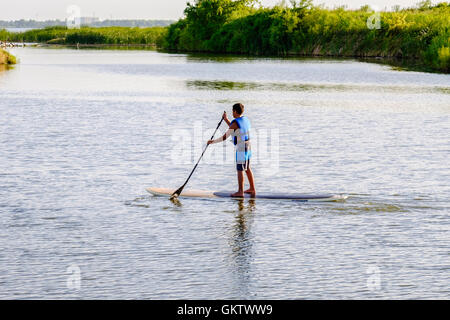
left=183, top=0, right=256, bottom=43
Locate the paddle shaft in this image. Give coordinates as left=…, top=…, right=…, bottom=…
left=171, top=115, right=225, bottom=198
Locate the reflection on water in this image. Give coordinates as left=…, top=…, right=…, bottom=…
left=185, top=53, right=258, bottom=63
left=169, top=196, right=183, bottom=207
left=186, top=53, right=446, bottom=74
left=186, top=79, right=449, bottom=94
left=228, top=199, right=255, bottom=298
left=0, top=64, right=13, bottom=73
left=71, top=45, right=159, bottom=51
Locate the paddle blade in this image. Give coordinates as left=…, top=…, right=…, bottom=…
left=170, top=186, right=184, bottom=200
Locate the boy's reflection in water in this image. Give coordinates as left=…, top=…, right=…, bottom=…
left=229, top=199, right=256, bottom=298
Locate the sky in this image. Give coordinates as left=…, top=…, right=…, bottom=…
left=0, top=0, right=433, bottom=21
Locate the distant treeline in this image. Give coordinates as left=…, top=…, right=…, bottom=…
left=1, top=26, right=167, bottom=46
left=0, top=19, right=174, bottom=28
left=163, top=0, right=450, bottom=72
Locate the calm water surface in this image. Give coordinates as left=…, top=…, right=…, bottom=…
left=0, top=48, right=449, bottom=299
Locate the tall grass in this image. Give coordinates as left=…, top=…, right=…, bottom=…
left=0, top=48, right=16, bottom=65
left=1, top=26, right=167, bottom=46
left=163, top=0, right=450, bottom=72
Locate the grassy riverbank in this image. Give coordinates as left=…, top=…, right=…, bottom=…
left=1, top=26, right=167, bottom=46
left=163, top=0, right=450, bottom=73
left=0, top=48, right=16, bottom=65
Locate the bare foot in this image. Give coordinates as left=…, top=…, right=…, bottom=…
left=231, top=191, right=244, bottom=197
left=244, top=189, right=256, bottom=194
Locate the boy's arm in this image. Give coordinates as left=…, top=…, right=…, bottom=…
left=207, top=122, right=238, bottom=145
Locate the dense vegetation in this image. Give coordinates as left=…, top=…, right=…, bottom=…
left=163, top=0, right=450, bottom=72
left=1, top=26, right=168, bottom=46
left=0, top=48, right=16, bottom=65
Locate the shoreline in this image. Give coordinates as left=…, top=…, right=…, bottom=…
left=2, top=4, right=448, bottom=75
left=163, top=3, right=450, bottom=74
left=16, top=42, right=440, bottom=73
left=0, top=48, right=16, bottom=65
left=37, top=43, right=157, bottom=48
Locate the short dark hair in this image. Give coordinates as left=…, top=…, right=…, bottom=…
left=233, top=103, right=244, bottom=115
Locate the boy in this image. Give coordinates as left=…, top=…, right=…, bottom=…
left=207, top=103, right=256, bottom=197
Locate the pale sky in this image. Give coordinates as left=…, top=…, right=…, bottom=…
left=0, top=0, right=433, bottom=21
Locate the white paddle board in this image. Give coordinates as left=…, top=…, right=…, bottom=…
left=147, top=187, right=347, bottom=202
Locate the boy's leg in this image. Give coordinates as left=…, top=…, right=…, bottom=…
left=231, top=170, right=245, bottom=197
left=244, top=167, right=256, bottom=194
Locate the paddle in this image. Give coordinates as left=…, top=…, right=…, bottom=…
left=170, top=113, right=225, bottom=200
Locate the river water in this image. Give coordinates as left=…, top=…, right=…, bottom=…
left=0, top=48, right=449, bottom=299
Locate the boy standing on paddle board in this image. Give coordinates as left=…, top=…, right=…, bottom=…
left=207, top=103, right=256, bottom=197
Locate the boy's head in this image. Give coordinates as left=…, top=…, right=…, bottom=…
left=232, top=103, right=244, bottom=118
